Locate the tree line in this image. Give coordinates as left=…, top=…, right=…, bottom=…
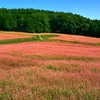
left=0, top=8, right=100, bottom=37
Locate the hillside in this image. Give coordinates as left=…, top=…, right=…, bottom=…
left=0, top=31, right=100, bottom=99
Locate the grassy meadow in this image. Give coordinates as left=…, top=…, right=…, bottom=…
left=0, top=32, right=100, bottom=100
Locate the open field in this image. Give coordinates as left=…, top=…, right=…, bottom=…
left=0, top=32, right=100, bottom=100
left=52, top=34, right=100, bottom=45
left=0, top=31, right=31, bottom=40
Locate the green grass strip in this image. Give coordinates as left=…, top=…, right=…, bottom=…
left=0, top=38, right=33, bottom=44
left=0, top=34, right=58, bottom=44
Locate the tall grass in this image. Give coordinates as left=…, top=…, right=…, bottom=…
left=0, top=33, right=100, bottom=99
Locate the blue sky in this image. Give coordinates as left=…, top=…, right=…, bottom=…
left=0, top=0, right=100, bottom=20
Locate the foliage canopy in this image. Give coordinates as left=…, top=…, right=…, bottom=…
left=0, top=8, right=100, bottom=37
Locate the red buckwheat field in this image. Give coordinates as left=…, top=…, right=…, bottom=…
left=0, top=32, right=100, bottom=100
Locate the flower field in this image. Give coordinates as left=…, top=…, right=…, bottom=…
left=0, top=32, right=100, bottom=100
left=52, top=34, right=100, bottom=44
left=0, top=32, right=31, bottom=40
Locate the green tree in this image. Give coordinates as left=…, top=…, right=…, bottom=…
left=0, top=14, right=3, bottom=30
left=0, top=8, right=99, bottom=37
left=88, top=22, right=98, bottom=37
left=77, top=23, right=89, bottom=35
left=16, top=15, right=25, bottom=32
left=2, top=14, right=17, bottom=31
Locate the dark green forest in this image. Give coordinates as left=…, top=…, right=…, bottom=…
left=0, top=8, right=100, bottom=37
